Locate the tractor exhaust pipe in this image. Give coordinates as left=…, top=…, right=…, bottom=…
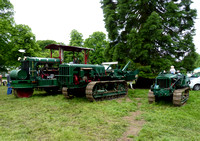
left=122, top=61, right=131, bottom=72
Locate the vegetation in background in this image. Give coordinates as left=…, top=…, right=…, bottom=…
left=84, top=31, right=108, bottom=64
left=69, top=29, right=84, bottom=47
left=101, top=0, right=197, bottom=78
left=9, top=24, right=40, bottom=66
left=0, top=0, right=40, bottom=71
left=37, top=40, right=58, bottom=51
left=36, top=40, right=62, bottom=58
left=0, top=0, right=14, bottom=71
left=63, top=29, right=84, bottom=63
left=1, top=0, right=199, bottom=76
left=194, top=53, right=200, bottom=68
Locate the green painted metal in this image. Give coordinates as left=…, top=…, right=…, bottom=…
left=57, top=63, right=106, bottom=88
left=11, top=80, right=35, bottom=88
left=11, top=56, right=61, bottom=91
left=10, top=46, right=139, bottom=99
left=10, top=70, right=27, bottom=80
left=57, top=62, right=139, bottom=89
left=38, top=79, right=58, bottom=87
left=25, top=57, right=60, bottom=63
left=151, top=72, right=190, bottom=97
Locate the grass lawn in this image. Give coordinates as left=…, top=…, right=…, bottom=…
left=133, top=89, right=200, bottom=140
left=0, top=86, right=200, bottom=140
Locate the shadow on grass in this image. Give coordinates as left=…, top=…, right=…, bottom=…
left=32, top=90, right=91, bottom=102
left=154, top=96, right=174, bottom=107
left=32, top=90, right=62, bottom=97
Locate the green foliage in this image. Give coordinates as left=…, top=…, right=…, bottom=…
left=69, top=29, right=84, bottom=47
left=65, top=29, right=84, bottom=63
left=101, top=0, right=197, bottom=78
left=0, top=1, right=41, bottom=70
left=37, top=40, right=57, bottom=51
left=194, top=53, right=200, bottom=68
left=84, top=31, right=108, bottom=64
left=0, top=0, right=14, bottom=71
left=180, top=52, right=198, bottom=71
left=9, top=24, right=40, bottom=66
left=36, top=40, right=60, bottom=58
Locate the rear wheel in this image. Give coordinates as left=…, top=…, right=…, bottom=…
left=193, top=84, right=200, bottom=90
left=14, top=88, right=34, bottom=98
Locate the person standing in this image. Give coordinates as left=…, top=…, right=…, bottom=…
left=0, top=74, right=2, bottom=86
left=7, top=74, right=11, bottom=84
left=170, top=66, right=176, bottom=74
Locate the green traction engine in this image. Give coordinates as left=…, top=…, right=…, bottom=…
left=10, top=44, right=139, bottom=101
left=148, top=72, right=190, bottom=106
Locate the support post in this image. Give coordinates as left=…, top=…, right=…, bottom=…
left=59, top=47, right=64, bottom=64
left=50, top=49, right=52, bottom=58
left=84, top=50, right=89, bottom=64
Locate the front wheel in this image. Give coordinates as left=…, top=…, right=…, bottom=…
left=193, top=84, right=200, bottom=91
left=14, top=88, right=34, bottom=98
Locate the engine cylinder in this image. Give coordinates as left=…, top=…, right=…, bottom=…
left=10, top=70, right=27, bottom=80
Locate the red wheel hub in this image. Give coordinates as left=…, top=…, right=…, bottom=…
left=16, top=89, right=33, bottom=98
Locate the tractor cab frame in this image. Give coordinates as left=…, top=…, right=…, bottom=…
left=45, top=44, right=94, bottom=64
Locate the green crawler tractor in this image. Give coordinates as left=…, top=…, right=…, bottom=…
left=148, top=72, right=190, bottom=106
left=10, top=44, right=139, bottom=101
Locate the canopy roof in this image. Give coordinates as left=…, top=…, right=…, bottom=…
left=45, top=44, right=94, bottom=52
left=157, top=73, right=177, bottom=79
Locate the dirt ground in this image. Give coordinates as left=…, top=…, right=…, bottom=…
left=118, top=98, right=145, bottom=141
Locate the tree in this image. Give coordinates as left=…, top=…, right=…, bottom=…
left=37, top=40, right=58, bottom=51
left=65, top=29, right=84, bottom=63
left=8, top=24, right=40, bottom=66
left=84, top=31, right=108, bottom=64
left=101, top=0, right=197, bottom=78
left=36, top=40, right=59, bottom=58
left=194, top=53, right=200, bottom=69
left=181, top=52, right=197, bottom=71
left=69, top=29, right=84, bottom=46
left=0, top=1, right=40, bottom=70
left=0, top=0, right=15, bottom=71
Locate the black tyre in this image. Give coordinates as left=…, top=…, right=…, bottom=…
left=193, top=84, right=200, bottom=91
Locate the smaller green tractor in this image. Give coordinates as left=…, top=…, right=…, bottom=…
left=148, top=72, right=190, bottom=106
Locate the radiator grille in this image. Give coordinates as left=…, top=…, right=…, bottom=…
left=157, top=79, right=169, bottom=88
left=58, top=66, right=70, bottom=85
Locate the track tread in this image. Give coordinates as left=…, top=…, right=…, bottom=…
left=85, top=80, right=128, bottom=102
left=148, top=90, right=155, bottom=104
left=62, top=87, right=74, bottom=99
left=173, top=87, right=190, bottom=106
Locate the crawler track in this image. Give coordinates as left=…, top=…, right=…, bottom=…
left=173, top=87, right=190, bottom=106
left=148, top=90, right=155, bottom=104
left=62, top=87, right=74, bottom=99
left=85, top=80, right=128, bottom=102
